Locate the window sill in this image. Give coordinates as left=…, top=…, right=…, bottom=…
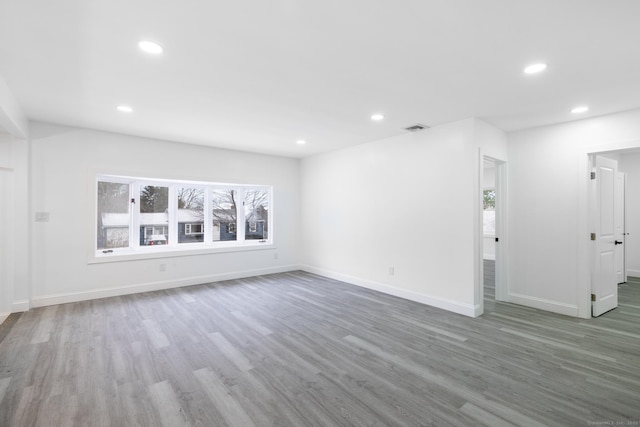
left=90, top=241, right=274, bottom=264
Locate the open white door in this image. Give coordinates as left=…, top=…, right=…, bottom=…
left=592, top=156, right=619, bottom=316
left=615, top=171, right=626, bottom=285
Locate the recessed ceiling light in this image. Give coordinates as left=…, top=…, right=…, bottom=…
left=524, top=63, right=547, bottom=74
left=571, top=106, right=589, bottom=114
left=371, top=114, right=384, bottom=121
left=138, top=40, right=163, bottom=55
left=296, top=140, right=306, bottom=145
left=117, top=105, right=133, bottom=113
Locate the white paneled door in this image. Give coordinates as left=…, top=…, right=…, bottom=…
left=592, top=156, right=620, bottom=317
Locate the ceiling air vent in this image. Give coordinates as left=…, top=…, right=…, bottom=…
left=404, top=124, right=429, bottom=132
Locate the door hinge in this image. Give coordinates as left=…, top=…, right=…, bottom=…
left=590, top=233, right=596, bottom=241
left=590, top=171, right=596, bottom=180
left=591, top=293, right=596, bottom=302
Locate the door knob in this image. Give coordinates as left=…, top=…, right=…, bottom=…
left=615, top=240, right=623, bottom=245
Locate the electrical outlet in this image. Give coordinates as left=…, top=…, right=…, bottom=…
left=388, top=267, right=395, bottom=276
left=159, top=264, right=166, bottom=272
left=34, top=212, right=50, bottom=222
left=274, top=252, right=279, bottom=260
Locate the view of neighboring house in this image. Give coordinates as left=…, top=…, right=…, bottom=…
left=99, top=208, right=267, bottom=248
left=244, top=206, right=268, bottom=240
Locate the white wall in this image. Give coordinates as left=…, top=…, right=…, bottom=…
left=0, top=136, right=11, bottom=323
left=300, top=118, right=506, bottom=317
left=508, top=108, right=640, bottom=318
left=0, top=73, right=28, bottom=138
left=619, top=153, right=640, bottom=277
left=483, top=236, right=496, bottom=260
left=0, top=132, right=29, bottom=322
left=28, top=122, right=301, bottom=307
left=483, top=166, right=496, bottom=188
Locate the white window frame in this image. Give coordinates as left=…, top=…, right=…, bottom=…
left=93, top=175, right=273, bottom=263
left=96, top=176, right=135, bottom=251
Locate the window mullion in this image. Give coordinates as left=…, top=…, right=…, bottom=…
left=236, top=187, right=246, bottom=242
left=131, top=182, right=140, bottom=249
left=204, top=187, right=212, bottom=244
left=168, top=185, right=178, bottom=246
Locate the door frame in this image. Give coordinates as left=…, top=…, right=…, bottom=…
left=477, top=155, right=508, bottom=316
left=577, top=140, right=640, bottom=318
left=615, top=171, right=626, bottom=284
left=590, top=155, right=620, bottom=316
left=0, top=167, right=15, bottom=323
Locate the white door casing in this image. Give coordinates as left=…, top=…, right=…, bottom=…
left=592, top=156, right=619, bottom=317
left=615, top=171, right=626, bottom=285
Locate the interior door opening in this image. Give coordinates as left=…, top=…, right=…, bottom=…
left=588, top=150, right=633, bottom=317
left=481, top=156, right=507, bottom=314
left=483, top=159, right=497, bottom=310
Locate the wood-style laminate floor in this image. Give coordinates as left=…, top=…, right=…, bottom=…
left=1, top=266, right=639, bottom=426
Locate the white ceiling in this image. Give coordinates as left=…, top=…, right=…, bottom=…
left=1, top=0, right=639, bottom=158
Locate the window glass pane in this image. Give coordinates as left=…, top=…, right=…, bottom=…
left=211, top=189, right=237, bottom=242
left=483, top=189, right=495, bottom=210
left=244, top=189, right=269, bottom=240
left=97, top=181, right=130, bottom=250
left=483, top=189, right=496, bottom=235
left=140, top=185, right=169, bottom=246
left=177, top=187, right=204, bottom=243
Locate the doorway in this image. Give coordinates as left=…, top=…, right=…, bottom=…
left=480, top=156, right=507, bottom=315
left=0, top=168, right=14, bottom=322
left=588, top=150, right=639, bottom=317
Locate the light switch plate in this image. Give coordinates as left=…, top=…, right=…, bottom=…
left=34, top=212, right=50, bottom=222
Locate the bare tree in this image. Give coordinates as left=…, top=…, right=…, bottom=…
left=210, top=189, right=268, bottom=222
left=244, top=190, right=269, bottom=239
left=177, top=188, right=204, bottom=210
left=244, top=190, right=268, bottom=214
left=211, top=189, right=237, bottom=222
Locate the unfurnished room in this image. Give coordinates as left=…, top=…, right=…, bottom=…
left=1, top=1, right=640, bottom=426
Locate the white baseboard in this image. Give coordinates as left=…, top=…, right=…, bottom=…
left=30, top=265, right=301, bottom=308
left=12, top=300, right=29, bottom=313
left=0, top=301, right=30, bottom=324
left=302, top=265, right=479, bottom=318
left=508, top=292, right=578, bottom=317
left=626, top=269, right=640, bottom=278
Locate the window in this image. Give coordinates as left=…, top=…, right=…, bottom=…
left=483, top=189, right=496, bottom=235
left=96, top=176, right=272, bottom=257
left=140, top=185, right=169, bottom=245
left=185, top=224, right=204, bottom=235
left=178, top=187, right=204, bottom=243
left=211, top=189, right=237, bottom=242
left=244, top=189, right=269, bottom=240
left=97, top=181, right=130, bottom=250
